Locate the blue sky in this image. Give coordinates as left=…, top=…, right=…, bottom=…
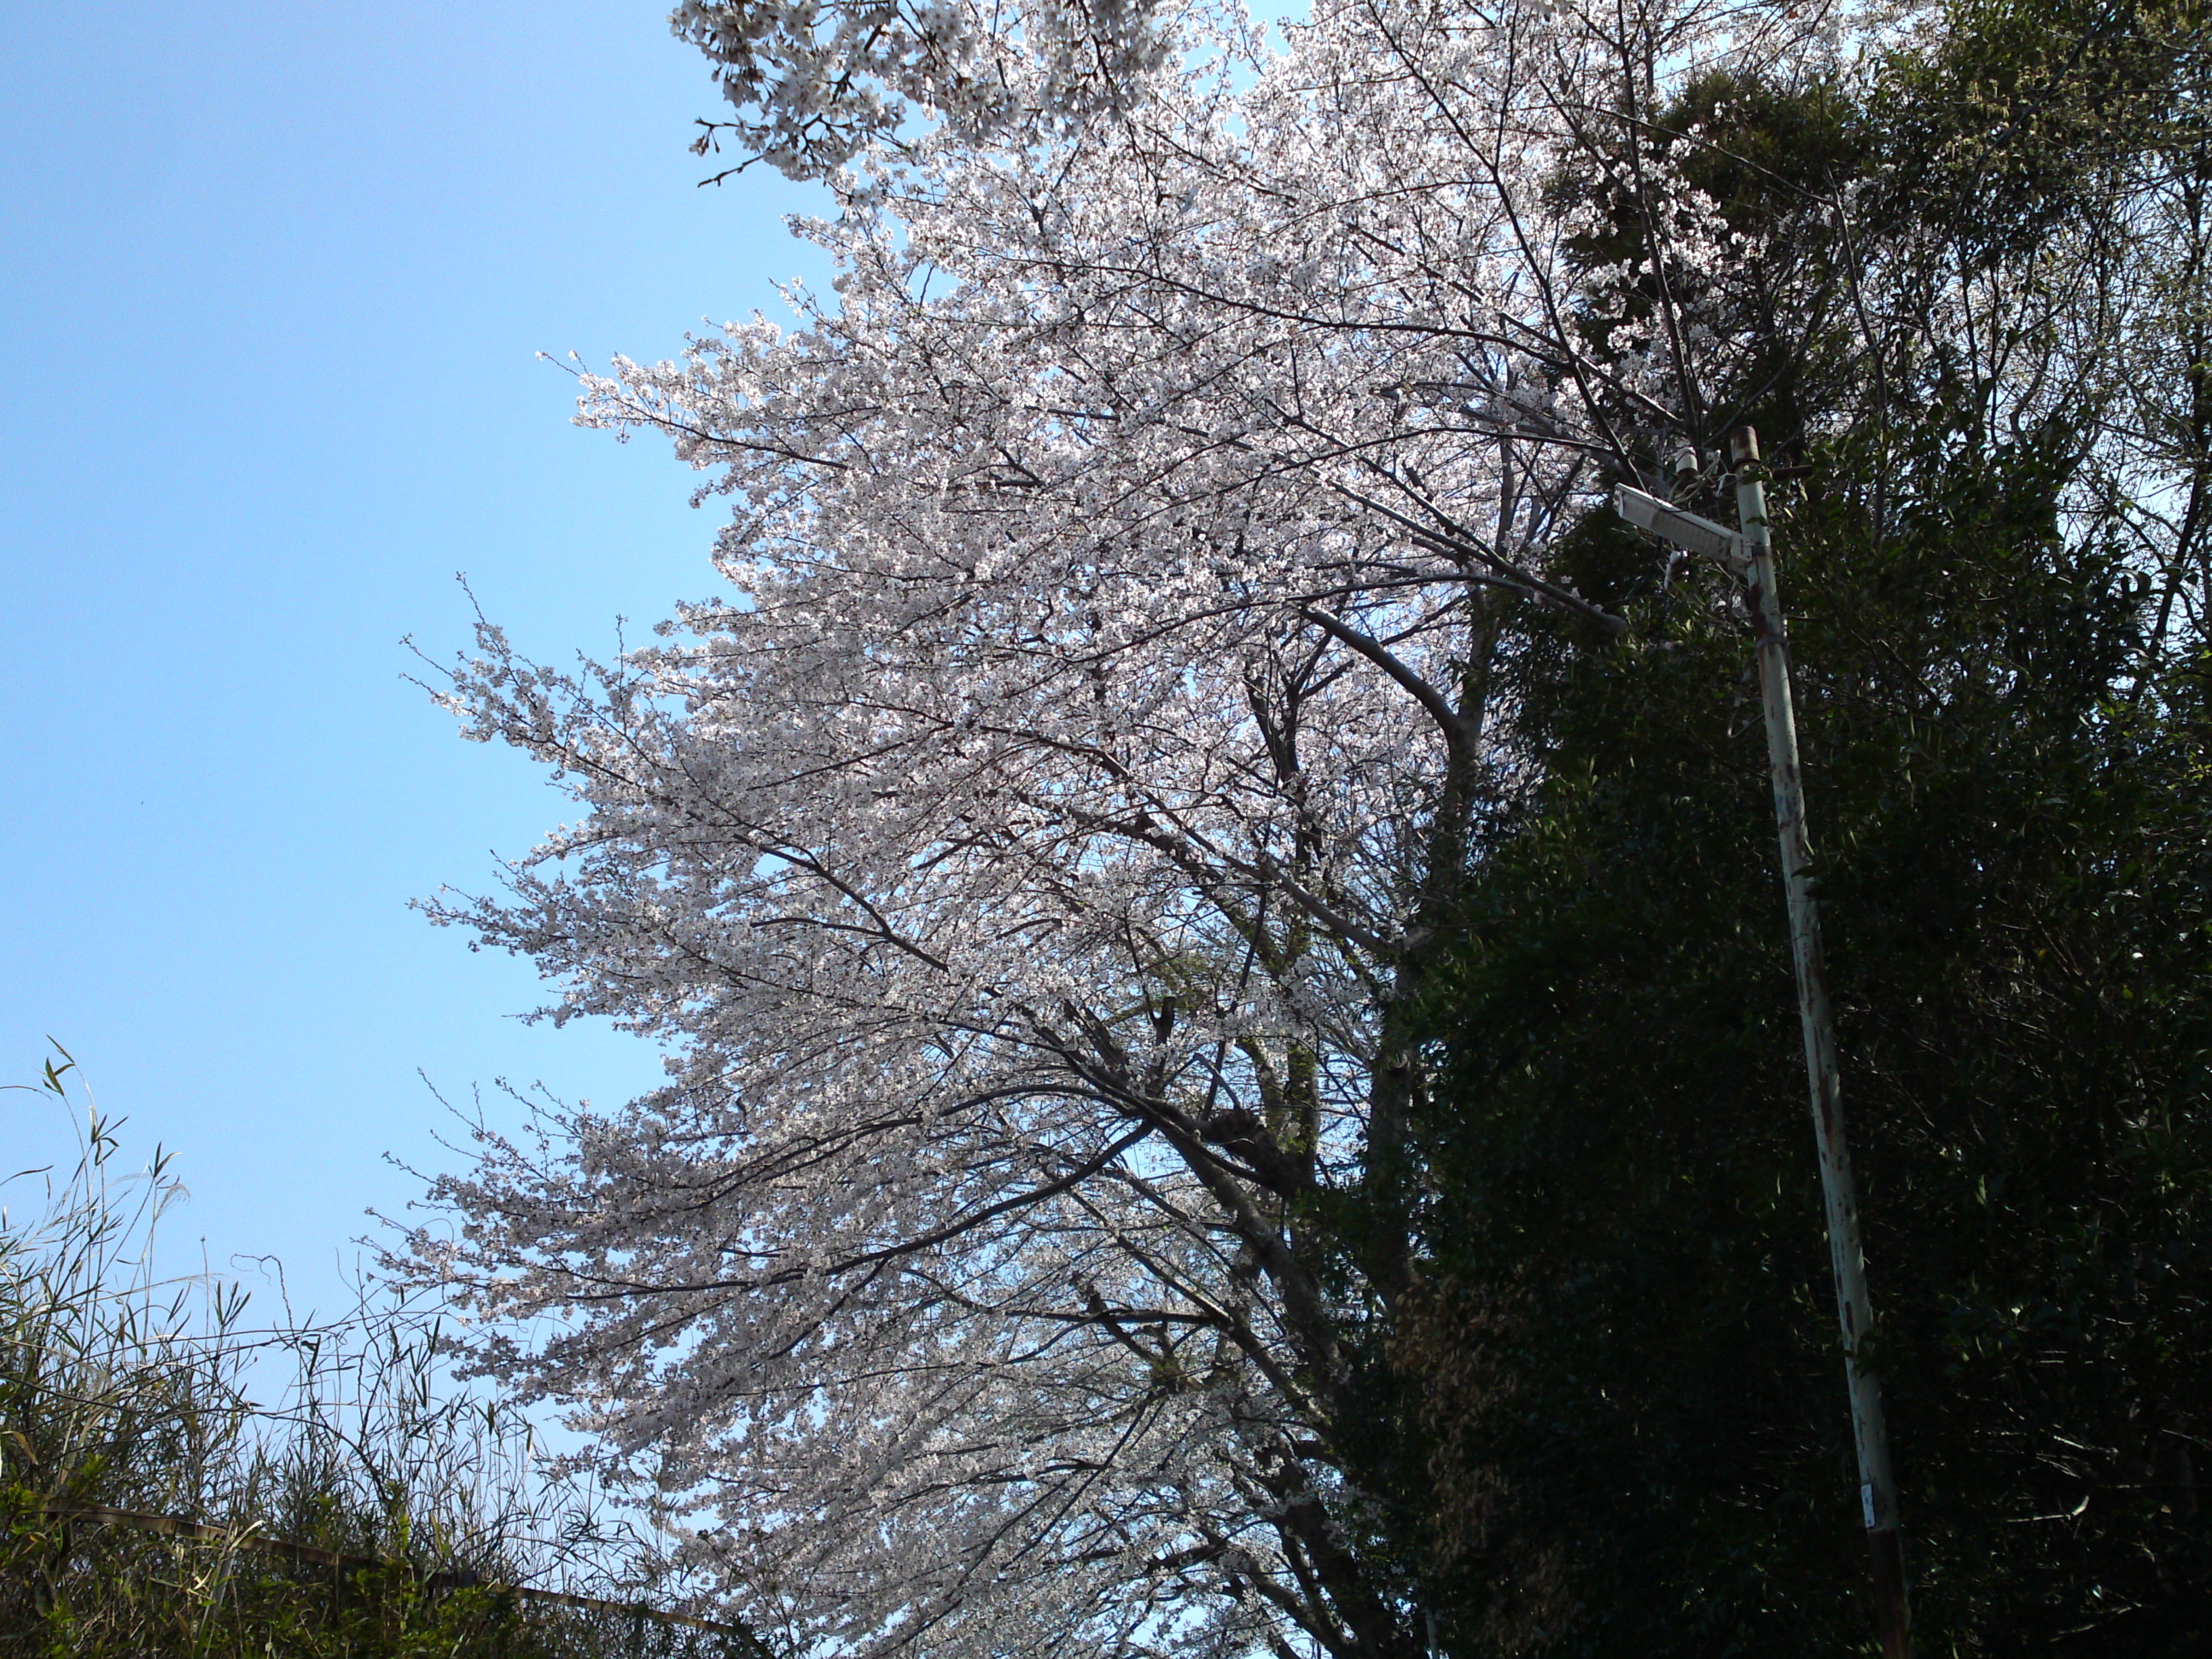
left=2, top=1, right=831, bottom=1318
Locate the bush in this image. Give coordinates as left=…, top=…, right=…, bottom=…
left=0, top=1050, right=760, bottom=1659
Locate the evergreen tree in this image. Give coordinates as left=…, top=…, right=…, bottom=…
left=1371, top=5, right=2212, bottom=1643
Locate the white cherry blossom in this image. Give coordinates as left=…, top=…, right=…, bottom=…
left=408, top=5, right=1895, bottom=1656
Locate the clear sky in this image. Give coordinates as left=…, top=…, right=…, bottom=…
left=2, top=1, right=831, bottom=1318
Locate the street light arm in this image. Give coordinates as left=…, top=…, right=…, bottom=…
left=1613, top=484, right=1746, bottom=574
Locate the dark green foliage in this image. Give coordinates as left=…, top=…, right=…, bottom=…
left=1869, top=0, right=2212, bottom=264
left=1332, top=0, right=2212, bottom=1648
left=1377, top=428, right=2212, bottom=1654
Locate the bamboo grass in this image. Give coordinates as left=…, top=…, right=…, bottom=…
left=1, top=1050, right=764, bottom=1659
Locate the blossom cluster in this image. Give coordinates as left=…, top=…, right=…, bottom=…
left=410, top=4, right=1884, bottom=1656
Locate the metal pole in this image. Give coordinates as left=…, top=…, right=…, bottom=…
left=1730, top=425, right=1912, bottom=1658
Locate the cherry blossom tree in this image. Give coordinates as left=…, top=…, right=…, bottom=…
left=673, top=0, right=1173, bottom=179
left=406, top=3, right=1898, bottom=1656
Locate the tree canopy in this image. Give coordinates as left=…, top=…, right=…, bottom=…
left=404, top=2, right=2212, bottom=1654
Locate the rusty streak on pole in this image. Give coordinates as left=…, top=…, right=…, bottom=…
left=1729, top=425, right=1911, bottom=1658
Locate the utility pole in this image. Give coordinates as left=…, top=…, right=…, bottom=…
left=1615, top=427, right=1912, bottom=1658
